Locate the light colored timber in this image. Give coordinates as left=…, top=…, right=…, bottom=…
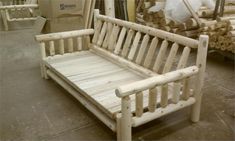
left=49, top=41, right=55, bottom=56
left=35, top=14, right=208, bottom=141
left=115, top=66, right=199, bottom=98
left=97, top=15, right=199, bottom=48
left=90, top=45, right=157, bottom=77
left=148, top=87, right=158, bottom=112
left=77, top=37, right=83, bottom=51
left=135, top=91, right=144, bottom=117
left=108, top=25, right=121, bottom=51
left=143, top=37, right=159, bottom=68
left=136, top=34, right=150, bottom=65
left=68, top=38, right=74, bottom=53
left=121, top=29, right=135, bottom=57
left=191, top=35, right=209, bottom=122
left=35, top=29, right=95, bottom=42
left=104, top=0, right=115, bottom=17
left=59, top=39, right=65, bottom=55
left=0, top=4, right=38, bottom=10
left=153, top=40, right=169, bottom=73
left=132, top=97, right=196, bottom=127
left=120, top=96, right=132, bottom=141
left=92, top=20, right=103, bottom=44
left=102, top=23, right=113, bottom=49
left=172, top=47, right=191, bottom=104
left=97, top=22, right=108, bottom=46
left=47, top=70, right=116, bottom=132
left=128, top=32, right=142, bottom=61
left=114, top=27, right=127, bottom=55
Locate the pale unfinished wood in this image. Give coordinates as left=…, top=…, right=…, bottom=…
left=132, top=97, right=196, bottom=127
left=59, top=39, right=65, bottom=55
left=68, top=38, right=74, bottom=53
left=128, top=32, right=142, bottom=61
left=49, top=41, right=55, bottom=56
left=153, top=40, right=169, bottom=73
left=148, top=87, right=158, bottom=112
left=135, top=91, right=144, bottom=117
left=97, top=15, right=199, bottom=48
left=97, top=22, right=108, bottom=46
left=114, top=27, right=127, bottom=55
left=102, top=23, right=113, bottom=49
left=77, top=37, right=83, bottom=51
left=191, top=35, right=209, bottom=122
left=116, top=66, right=199, bottom=97
left=92, top=20, right=103, bottom=44
left=36, top=29, right=95, bottom=42
left=143, top=37, right=159, bottom=68
left=108, top=25, right=121, bottom=51
left=35, top=14, right=209, bottom=141
left=121, top=96, right=132, bottom=141
left=121, top=29, right=135, bottom=57
left=136, top=34, right=150, bottom=65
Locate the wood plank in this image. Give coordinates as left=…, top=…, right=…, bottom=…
left=114, top=27, right=127, bottom=55
left=135, top=34, right=150, bottom=65
left=77, top=37, right=83, bottom=51
left=49, top=41, right=55, bottom=56
left=152, top=40, right=169, bottom=73
left=121, top=29, right=135, bottom=57
left=128, top=32, right=142, bottom=61
left=108, top=25, right=121, bottom=51
left=97, top=22, right=108, bottom=46
left=102, top=23, right=113, bottom=49
left=143, top=37, right=159, bottom=68
left=92, top=20, right=103, bottom=44
left=162, top=43, right=179, bottom=73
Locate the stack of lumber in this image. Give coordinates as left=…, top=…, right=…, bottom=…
left=201, top=17, right=235, bottom=53
left=136, top=0, right=235, bottom=53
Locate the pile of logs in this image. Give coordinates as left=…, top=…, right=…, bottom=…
left=202, top=17, right=235, bottom=53
left=136, top=0, right=235, bottom=53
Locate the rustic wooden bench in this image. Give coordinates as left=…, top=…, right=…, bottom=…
left=0, top=0, right=38, bottom=31
left=35, top=12, right=209, bottom=141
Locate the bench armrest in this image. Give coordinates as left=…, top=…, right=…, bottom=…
left=115, top=66, right=199, bottom=98
left=0, top=4, right=38, bottom=10
left=35, top=29, right=95, bottom=42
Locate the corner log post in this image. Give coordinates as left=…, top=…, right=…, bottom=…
left=191, top=35, right=209, bottom=122
left=119, top=96, right=132, bottom=141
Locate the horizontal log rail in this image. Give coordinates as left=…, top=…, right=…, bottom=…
left=132, top=97, right=196, bottom=127
left=97, top=15, right=199, bottom=48
left=115, top=66, right=199, bottom=98
left=0, top=4, right=38, bottom=10
left=8, top=17, right=37, bottom=22
left=35, top=29, right=94, bottom=42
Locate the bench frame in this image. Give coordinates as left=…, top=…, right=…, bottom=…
left=0, top=2, right=38, bottom=31
left=35, top=12, right=209, bottom=141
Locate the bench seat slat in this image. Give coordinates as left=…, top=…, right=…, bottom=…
left=45, top=51, right=182, bottom=119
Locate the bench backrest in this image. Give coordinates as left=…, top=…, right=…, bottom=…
left=92, top=14, right=203, bottom=74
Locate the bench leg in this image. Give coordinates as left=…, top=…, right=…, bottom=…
left=118, top=96, right=132, bottom=141
left=1, top=10, right=9, bottom=31
left=117, top=115, right=132, bottom=141
left=40, top=62, right=49, bottom=79
left=116, top=114, right=121, bottom=141
left=191, top=93, right=202, bottom=122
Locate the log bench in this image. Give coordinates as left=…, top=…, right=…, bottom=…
left=35, top=12, right=209, bottom=141
left=0, top=0, right=38, bottom=31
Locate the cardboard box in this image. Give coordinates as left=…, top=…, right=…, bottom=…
left=43, top=16, right=85, bottom=33
left=38, top=0, right=84, bottom=18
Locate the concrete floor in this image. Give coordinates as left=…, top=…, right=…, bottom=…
left=0, top=19, right=235, bottom=141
